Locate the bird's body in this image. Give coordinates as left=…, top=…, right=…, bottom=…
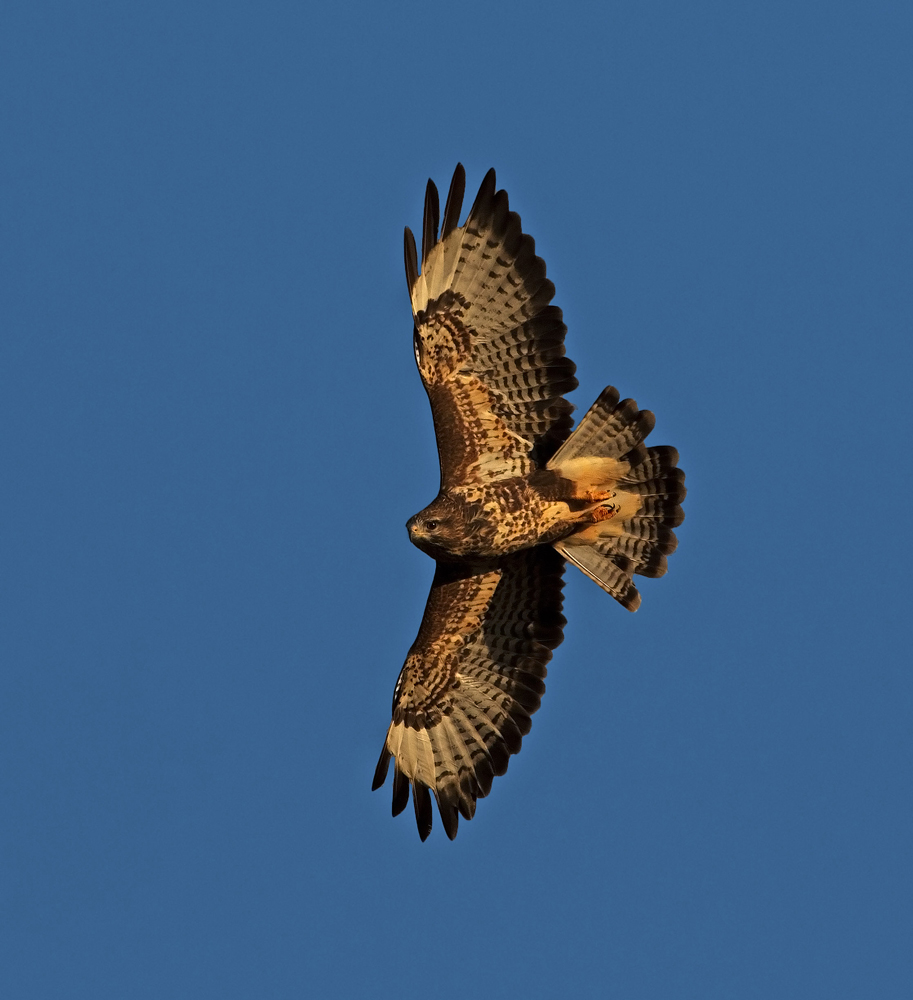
left=373, top=166, right=686, bottom=840
left=409, top=465, right=627, bottom=560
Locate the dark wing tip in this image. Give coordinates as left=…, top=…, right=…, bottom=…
left=437, top=796, right=460, bottom=840
left=421, top=179, right=440, bottom=264
left=597, top=385, right=621, bottom=409
left=404, top=226, right=418, bottom=294
left=372, top=745, right=392, bottom=791
left=413, top=781, right=433, bottom=841
left=468, top=168, right=497, bottom=224
left=391, top=765, right=410, bottom=817
left=441, top=163, right=466, bottom=238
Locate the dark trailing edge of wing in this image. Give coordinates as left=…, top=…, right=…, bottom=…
left=373, top=547, right=567, bottom=841
left=413, top=166, right=580, bottom=481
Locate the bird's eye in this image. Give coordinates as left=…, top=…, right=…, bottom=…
left=425, top=520, right=438, bottom=531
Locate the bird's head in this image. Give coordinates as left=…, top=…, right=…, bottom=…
left=406, top=494, right=466, bottom=558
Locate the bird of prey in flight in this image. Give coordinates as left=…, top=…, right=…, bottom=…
left=373, top=165, right=685, bottom=840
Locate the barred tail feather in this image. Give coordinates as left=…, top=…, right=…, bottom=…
left=547, top=386, right=653, bottom=463
left=548, top=385, right=685, bottom=610
left=554, top=543, right=644, bottom=610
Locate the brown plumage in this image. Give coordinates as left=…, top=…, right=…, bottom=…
left=374, top=166, right=686, bottom=840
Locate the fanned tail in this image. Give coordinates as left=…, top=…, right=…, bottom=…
left=548, top=387, right=685, bottom=611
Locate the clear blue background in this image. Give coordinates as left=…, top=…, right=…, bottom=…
left=2, top=2, right=911, bottom=997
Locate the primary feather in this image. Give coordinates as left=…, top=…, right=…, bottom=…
left=374, top=166, right=685, bottom=839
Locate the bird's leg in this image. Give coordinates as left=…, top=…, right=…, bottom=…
left=587, top=491, right=618, bottom=522
left=591, top=501, right=618, bottom=522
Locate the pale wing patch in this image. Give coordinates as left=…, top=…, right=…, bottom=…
left=407, top=167, right=577, bottom=486
left=373, top=548, right=566, bottom=841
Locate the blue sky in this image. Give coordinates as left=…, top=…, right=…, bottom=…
left=2, top=1, right=911, bottom=997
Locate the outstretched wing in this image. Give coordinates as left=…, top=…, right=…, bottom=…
left=405, top=165, right=578, bottom=488
left=372, top=546, right=566, bottom=841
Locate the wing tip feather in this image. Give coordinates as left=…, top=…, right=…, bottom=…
left=421, top=179, right=440, bottom=264
left=404, top=226, right=418, bottom=293
left=468, top=167, right=497, bottom=224
left=391, top=764, right=410, bottom=817
left=441, top=163, right=466, bottom=238
left=413, top=781, right=433, bottom=841
left=372, top=745, right=392, bottom=791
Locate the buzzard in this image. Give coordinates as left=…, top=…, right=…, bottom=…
left=372, top=165, right=685, bottom=840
